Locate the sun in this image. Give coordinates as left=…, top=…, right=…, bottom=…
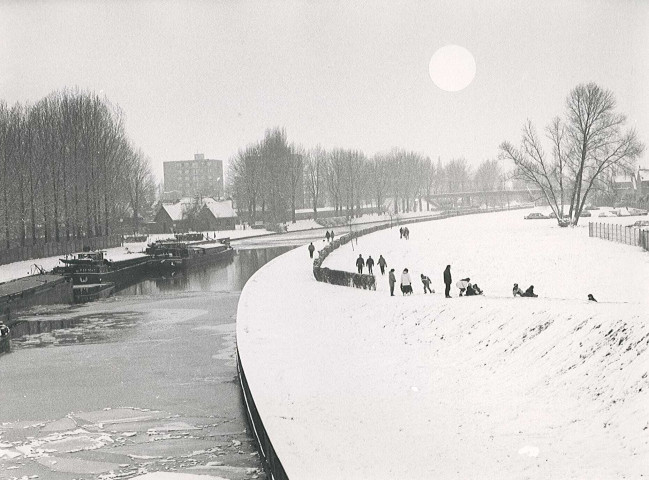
left=429, top=45, right=476, bottom=92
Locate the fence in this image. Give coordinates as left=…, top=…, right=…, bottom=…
left=588, top=222, right=649, bottom=251
left=0, top=235, right=123, bottom=266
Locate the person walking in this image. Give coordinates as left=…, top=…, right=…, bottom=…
left=330, top=230, right=335, bottom=241
left=388, top=269, right=396, bottom=296
left=443, top=265, right=452, bottom=298
left=325, top=231, right=330, bottom=242
left=399, top=227, right=404, bottom=239
left=366, top=255, right=375, bottom=275
left=308, top=242, right=315, bottom=259
left=356, top=254, right=365, bottom=274
left=378, top=255, right=387, bottom=275
left=404, top=227, right=410, bottom=240
left=421, top=274, right=433, bottom=294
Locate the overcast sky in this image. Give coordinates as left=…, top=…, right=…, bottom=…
left=1, top=0, right=647, bottom=181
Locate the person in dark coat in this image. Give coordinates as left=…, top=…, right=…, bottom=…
left=366, top=256, right=375, bottom=275
left=588, top=293, right=597, bottom=302
left=325, top=231, right=330, bottom=242
left=513, top=283, right=524, bottom=297
left=356, top=254, right=365, bottom=274
left=388, top=269, right=396, bottom=296
left=378, top=255, right=387, bottom=275
left=522, top=285, right=538, bottom=297
left=443, top=265, right=452, bottom=298
left=308, top=242, right=315, bottom=259
left=404, top=227, right=410, bottom=240
left=399, top=227, right=404, bottom=239
left=420, top=274, right=433, bottom=294
left=330, top=231, right=335, bottom=241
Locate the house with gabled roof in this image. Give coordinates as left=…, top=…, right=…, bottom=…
left=197, top=199, right=238, bottom=231
left=152, top=197, right=199, bottom=234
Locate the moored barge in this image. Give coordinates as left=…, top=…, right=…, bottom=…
left=146, top=238, right=234, bottom=271
left=73, top=283, right=115, bottom=303
left=54, top=250, right=151, bottom=288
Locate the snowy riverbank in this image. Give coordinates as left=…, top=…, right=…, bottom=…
left=236, top=208, right=649, bottom=479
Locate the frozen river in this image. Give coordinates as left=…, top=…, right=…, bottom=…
left=0, top=244, right=295, bottom=480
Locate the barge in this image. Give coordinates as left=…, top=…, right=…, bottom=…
left=54, top=250, right=151, bottom=291
left=73, top=283, right=115, bottom=303
left=146, top=238, right=234, bottom=272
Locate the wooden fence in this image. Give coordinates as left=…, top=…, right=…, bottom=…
left=0, top=235, right=123, bottom=266
left=588, top=222, right=649, bottom=251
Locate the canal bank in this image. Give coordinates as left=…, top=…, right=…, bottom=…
left=236, top=208, right=649, bottom=479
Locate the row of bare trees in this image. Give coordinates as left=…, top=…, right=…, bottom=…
left=0, top=89, right=156, bottom=249
left=500, top=83, right=644, bottom=225
left=229, top=128, right=507, bottom=224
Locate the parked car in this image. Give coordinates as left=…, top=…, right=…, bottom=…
left=628, top=220, right=649, bottom=228
left=598, top=210, right=617, bottom=217
left=524, top=212, right=546, bottom=219
left=627, top=207, right=648, bottom=216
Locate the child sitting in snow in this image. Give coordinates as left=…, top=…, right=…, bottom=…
left=513, top=283, right=524, bottom=297
left=456, top=278, right=470, bottom=296
left=521, top=285, right=538, bottom=297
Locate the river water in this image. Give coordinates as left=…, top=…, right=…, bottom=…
left=0, top=244, right=295, bottom=480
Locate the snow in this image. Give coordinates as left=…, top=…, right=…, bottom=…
left=236, top=208, right=649, bottom=479
left=203, top=199, right=237, bottom=218
left=131, top=474, right=230, bottom=480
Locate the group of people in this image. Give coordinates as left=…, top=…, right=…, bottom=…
left=324, top=230, right=336, bottom=242
left=399, top=227, right=410, bottom=240
left=442, top=265, right=483, bottom=298
left=456, top=277, right=484, bottom=296
left=512, top=283, right=537, bottom=297
left=387, top=268, right=434, bottom=296
left=355, top=254, right=388, bottom=275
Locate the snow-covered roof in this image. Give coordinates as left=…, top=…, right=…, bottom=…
left=203, top=199, right=237, bottom=218
left=160, top=197, right=222, bottom=221
left=639, top=169, right=649, bottom=182
left=613, top=174, right=634, bottom=184
left=160, top=203, right=185, bottom=221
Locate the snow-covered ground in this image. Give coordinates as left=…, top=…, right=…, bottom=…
left=237, top=208, right=649, bottom=479
left=323, top=208, right=648, bottom=303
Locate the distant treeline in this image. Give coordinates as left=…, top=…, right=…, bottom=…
left=228, top=128, right=508, bottom=225
left=0, top=89, right=156, bottom=249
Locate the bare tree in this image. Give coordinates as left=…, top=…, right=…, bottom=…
left=304, top=146, right=326, bottom=220
left=473, top=159, right=502, bottom=207
left=287, top=146, right=304, bottom=223
left=500, top=83, right=644, bottom=225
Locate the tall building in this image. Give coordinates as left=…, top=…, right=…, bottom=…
left=163, top=154, right=224, bottom=199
